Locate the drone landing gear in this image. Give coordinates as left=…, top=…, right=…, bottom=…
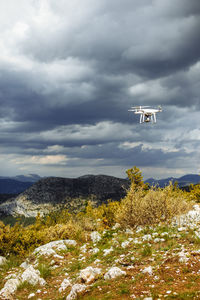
left=142, top=114, right=157, bottom=123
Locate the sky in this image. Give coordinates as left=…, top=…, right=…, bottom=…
left=0, top=0, right=200, bottom=179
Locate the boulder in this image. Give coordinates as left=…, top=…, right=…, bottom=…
left=79, top=266, right=102, bottom=284
left=66, top=284, right=87, bottom=300
left=104, top=267, right=126, bottom=280
left=0, top=278, right=20, bottom=300
left=21, top=265, right=46, bottom=286
left=0, top=256, right=7, bottom=266
left=33, top=240, right=76, bottom=257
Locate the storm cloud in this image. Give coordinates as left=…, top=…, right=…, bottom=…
left=0, top=0, right=200, bottom=179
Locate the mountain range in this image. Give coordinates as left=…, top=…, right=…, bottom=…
left=0, top=173, right=199, bottom=195
left=145, top=174, right=200, bottom=188
left=0, top=174, right=41, bottom=182
left=0, top=174, right=41, bottom=195
left=0, top=173, right=199, bottom=218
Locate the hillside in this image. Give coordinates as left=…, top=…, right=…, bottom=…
left=0, top=204, right=200, bottom=299
left=0, top=175, right=129, bottom=217
left=0, top=180, right=200, bottom=299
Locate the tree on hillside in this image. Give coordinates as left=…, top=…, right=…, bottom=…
left=126, top=166, right=145, bottom=188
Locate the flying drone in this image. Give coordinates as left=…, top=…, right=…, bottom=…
left=128, top=106, right=162, bottom=123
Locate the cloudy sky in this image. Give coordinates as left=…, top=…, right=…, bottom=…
left=0, top=0, right=200, bottom=179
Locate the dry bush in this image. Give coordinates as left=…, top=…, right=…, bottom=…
left=116, top=183, right=193, bottom=228
left=43, top=221, right=85, bottom=242
left=188, top=184, right=200, bottom=202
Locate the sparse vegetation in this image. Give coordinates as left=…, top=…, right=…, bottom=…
left=188, top=183, right=200, bottom=202
left=0, top=167, right=199, bottom=299
left=0, top=167, right=194, bottom=257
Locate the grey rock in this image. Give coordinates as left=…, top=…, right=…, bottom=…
left=33, top=240, right=77, bottom=257
left=0, top=256, right=7, bottom=266
left=21, top=265, right=46, bottom=286
left=0, top=278, right=21, bottom=299
left=104, top=267, right=126, bottom=280
left=66, top=284, right=87, bottom=300
left=79, top=266, right=102, bottom=284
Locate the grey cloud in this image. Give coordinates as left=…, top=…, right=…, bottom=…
left=20, top=0, right=200, bottom=78
left=0, top=0, right=199, bottom=178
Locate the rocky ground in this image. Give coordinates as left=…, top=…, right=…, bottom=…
left=0, top=205, right=200, bottom=300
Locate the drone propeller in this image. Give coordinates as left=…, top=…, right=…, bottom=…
left=131, top=106, right=150, bottom=109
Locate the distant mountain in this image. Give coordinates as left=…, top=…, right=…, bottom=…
left=0, top=175, right=129, bottom=217
left=145, top=174, right=200, bottom=188
left=0, top=174, right=41, bottom=183
left=0, top=174, right=40, bottom=195
left=1, top=172, right=199, bottom=218
left=0, top=179, right=34, bottom=194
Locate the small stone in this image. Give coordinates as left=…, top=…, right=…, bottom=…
left=142, top=266, right=153, bottom=275
left=80, top=244, right=87, bottom=253
left=20, top=261, right=30, bottom=269
left=154, top=238, right=161, bottom=243
left=91, top=248, right=99, bottom=254
left=93, top=259, right=101, bottom=264
left=0, top=256, right=7, bottom=266
left=121, top=241, right=130, bottom=248
left=131, top=256, right=135, bottom=261
left=59, top=278, right=71, bottom=293
left=54, top=254, right=64, bottom=259
left=178, top=227, right=185, bottom=232
left=50, top=260, right=55, bottom=266
left=28, top=293, right=35, bottom=299
left=112, top=223, right=120, bottom=229
left=125, top=228, right=133, bottom=234
left=136, top=226, right=143, bottom=233
left=103, top=247, right=113, bottom=256
left=142, top=234, right=152, bottom=241
left=133, top=238, right=141, bottom=244
left=91, top=231, right=101, bottom=243
left=160, top=232, right=169, bottom=237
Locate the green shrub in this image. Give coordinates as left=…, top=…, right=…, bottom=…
left=37, top=263, right=52, bottom=279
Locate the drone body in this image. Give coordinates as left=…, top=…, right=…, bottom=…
left=128, top=106, right=162, bottom=123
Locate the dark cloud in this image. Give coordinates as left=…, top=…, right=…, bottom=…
left=0, top=0, right=199, bottom=178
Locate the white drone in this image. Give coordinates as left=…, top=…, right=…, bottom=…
left=128, top=106, right=162, bottom=123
